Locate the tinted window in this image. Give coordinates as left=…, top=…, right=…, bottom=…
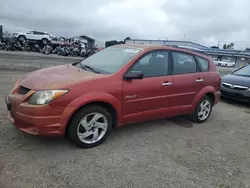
left=233, top=65, right=250, bottom=77
left=129, top=51, right=168, bottom=77
left=33, top=31, right=45, bottom=35
left=196, top=56, right=209, bottom=72
left=80, top=47, right=141, bottom=74
left=33, top=31, right=40, bottom=35
left=173, top=52, right=197, bottom=74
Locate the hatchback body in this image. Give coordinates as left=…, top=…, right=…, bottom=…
left=5, top=44, right=221, bottom=148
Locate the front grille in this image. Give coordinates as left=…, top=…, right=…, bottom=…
left=18, top=86, right=31, bottom=95
left=222, top=82, right=248, bottom=91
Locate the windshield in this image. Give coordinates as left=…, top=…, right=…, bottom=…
left=80, top=46, right=141, bottom=74
left=233, top=65, right=250, bottom=77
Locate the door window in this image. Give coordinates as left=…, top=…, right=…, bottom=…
left=196, top=56, right=209, bottom=72
left=172, top=52, right=198, bottom=74
left=128, top=51, right=169, bottom=77
left=33, top=31, right=42, bottom=35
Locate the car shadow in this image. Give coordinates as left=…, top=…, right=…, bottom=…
left=168, top=116, right=194, bottom=128
left=114, top=116, right=194, bottom=133
left=221, top=97, right=250, bottom=109
left=6, top=117, right=194, bottom=150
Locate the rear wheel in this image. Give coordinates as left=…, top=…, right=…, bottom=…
left=18, top=35, right=26, bottom=42
left=68, top=105, right=112, bottom=148
left=190, top=96, right=212, bottom=123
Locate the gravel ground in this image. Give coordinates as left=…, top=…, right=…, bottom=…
left=0, top=51, right=250, bottom=188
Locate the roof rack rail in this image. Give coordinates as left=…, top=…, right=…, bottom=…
left=167, top=45, right=208, bottom=55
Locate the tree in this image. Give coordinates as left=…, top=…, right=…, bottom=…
left=223, top=43, right=234, bottom=49
left=124, top=37, right=131, bottom=42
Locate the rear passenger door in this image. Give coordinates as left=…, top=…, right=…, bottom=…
left=170, top=51, right=204, bottom=107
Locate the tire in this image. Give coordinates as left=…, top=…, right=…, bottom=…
left=18, top=35, right=26, bottom=41
left=42, top=38, right=48, bottom=44
left=190, top=96, right=212, bottom=123
left=67, top=105, right=112, bottom=148
left=72, top=51, right=79, bottom=57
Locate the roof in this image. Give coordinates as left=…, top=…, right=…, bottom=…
left=114, top=44, right=210, bottom=59
left=125, top=39, right=209, bottom=50
left=125, top=39, right=250, bottom=58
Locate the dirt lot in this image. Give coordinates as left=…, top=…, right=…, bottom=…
left=0, top=52, right=250, bottom=188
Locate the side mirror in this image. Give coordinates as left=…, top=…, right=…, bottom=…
left=124, top=71, right=144, bottom=80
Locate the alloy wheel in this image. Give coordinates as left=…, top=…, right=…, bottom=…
left=198, top=100, right=211, bottom=121
left=77, top=112, right=108, bottom=144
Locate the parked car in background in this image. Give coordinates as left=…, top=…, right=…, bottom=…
left=221, top=65, right=250, bottom=102
left=5, top=44, right=221, bottom=148
left=13, top=31, right=53, bottom=44
left=1, top=31, right=12, bottom=44
left=214, top=59, right=236, bottom=67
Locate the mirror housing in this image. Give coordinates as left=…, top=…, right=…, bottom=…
left=124, top=71, right=144, bottom=80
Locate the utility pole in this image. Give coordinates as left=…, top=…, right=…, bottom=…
left=0, top=25, right=2, bottom=41
left=184, top=33, right=186, bottom=40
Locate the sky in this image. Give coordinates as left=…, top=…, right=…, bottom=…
left=1, top=0, right=250, bottom=49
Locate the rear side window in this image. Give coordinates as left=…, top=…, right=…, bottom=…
left=196, top=56, right=209, bottom=72
left=172, top=52, right=198, bottom=74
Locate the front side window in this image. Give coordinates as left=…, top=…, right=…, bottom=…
left=233, top=65, right=250, bottom=77
left=80, top=46, right=141, bottom=74
left=196, top=56, right=209, bottom=72
left=128, top=51, right=168, bottom=77
left=173, top=52, right=198, bottom=74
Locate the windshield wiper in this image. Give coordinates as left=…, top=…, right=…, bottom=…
left=80, top=64, right=100, bottom=74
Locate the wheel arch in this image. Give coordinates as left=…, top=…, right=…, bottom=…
left=192, top=86, right=216, bottom=110
left=205, top=92, right=215, bottom=106
left=18, top=35, right=26, bottom=39
left=64, top=93, right=122, bottom=136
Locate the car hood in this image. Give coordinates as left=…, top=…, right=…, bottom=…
left=222, top=74, right=250, bottom=87
left=20, top=64, right=105, bottom=90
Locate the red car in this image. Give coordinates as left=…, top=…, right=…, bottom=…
left=5, top=44, right=221, bottom=148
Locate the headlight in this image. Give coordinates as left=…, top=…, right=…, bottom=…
left=28, top=90, right=68, bottom=105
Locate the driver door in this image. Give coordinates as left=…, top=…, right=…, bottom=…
left=122, top=50, right=173, bottom=123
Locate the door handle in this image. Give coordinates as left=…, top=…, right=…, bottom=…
left=162, top=82, right=172, bottom=86
left=196, top=78, right=204, bottom=82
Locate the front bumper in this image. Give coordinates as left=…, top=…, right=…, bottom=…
left=220, top=85, right=250, bottom=102
left=5, top=95, right=75, bottom=136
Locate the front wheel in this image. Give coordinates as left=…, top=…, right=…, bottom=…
left=190, top=96, right=212, bottom=123
left=67, top=105, right=112, bottom=148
